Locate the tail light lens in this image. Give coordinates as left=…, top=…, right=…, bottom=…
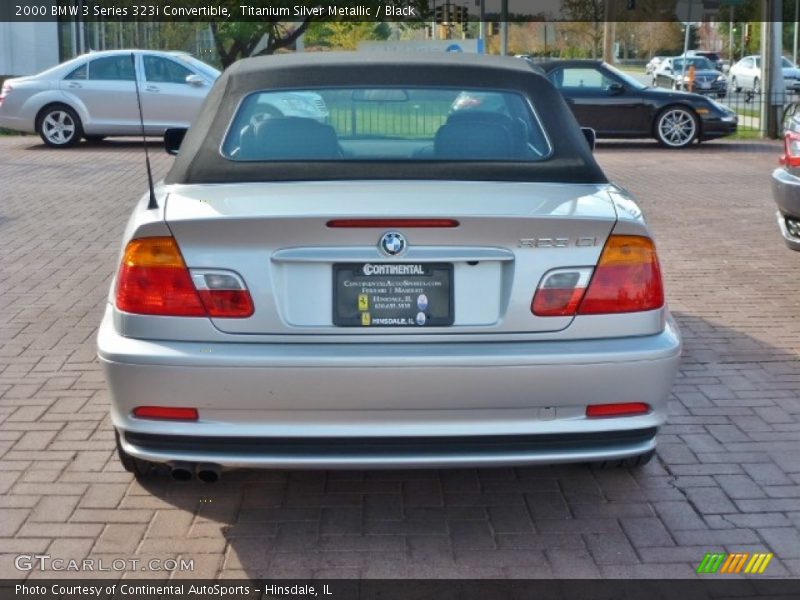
left=577, top=235, right=664, bottom=315
left=115, top=237, right=253, bottom=318
left=0, top=83, right=11, bottom=107
left=532, top=268, right=593, bottom=316
left=531, top=235, right=663, bottom=317
left=781, top=130, right=800, bottom=167
left=191, top=270, right=254, bottom=318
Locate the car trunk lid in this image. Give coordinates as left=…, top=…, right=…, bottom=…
left=164, top=180, right=617, bottom=335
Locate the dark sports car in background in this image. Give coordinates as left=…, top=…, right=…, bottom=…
left=538, top=60, right=737, bottom=148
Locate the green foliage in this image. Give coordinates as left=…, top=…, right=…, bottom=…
left=305, top=22, right=392, bottom=50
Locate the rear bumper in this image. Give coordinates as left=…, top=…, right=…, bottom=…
left=98, top=310, right=681, bottom=468
left=772, top=167, right=800, bottom=250
left=120, top=428, right=658, bottom=469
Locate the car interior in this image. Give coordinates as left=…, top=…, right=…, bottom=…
left=224, top=90, right=551, bottom=162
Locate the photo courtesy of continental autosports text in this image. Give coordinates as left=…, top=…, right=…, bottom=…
left=1, top=0, right=800, bottom=598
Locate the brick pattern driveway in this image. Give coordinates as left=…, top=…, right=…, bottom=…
left=1, top=136, right=799, bottom=580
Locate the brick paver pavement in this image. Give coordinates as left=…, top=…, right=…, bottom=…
left=1, top=135, right=799, bottom=580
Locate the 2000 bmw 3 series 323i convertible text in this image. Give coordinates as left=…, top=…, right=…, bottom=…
left=97, top=53, right=681, bottom=480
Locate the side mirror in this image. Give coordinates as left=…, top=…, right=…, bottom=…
left=581, top=127, right=596, bottom=152
left=164, top=128, right=187, bottom=155
left=609, top=82, right=625, bottom=94
left=185, top=74, right=205, bottom=86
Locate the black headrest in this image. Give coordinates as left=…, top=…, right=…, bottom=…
left=240, top=117, right=340, bottom=160
left=435, top=110, right=526, bottom=159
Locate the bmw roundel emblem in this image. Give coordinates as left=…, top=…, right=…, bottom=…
left=379, top=231, right=407, bottom=256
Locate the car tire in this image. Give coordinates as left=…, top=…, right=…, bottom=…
left=84, top=135, right=106, bottom=143
left=36, top=104, right=83, bottom=148
left=590, top=449, right=655, bottom=470
left=115, top=430, right=157, bottom=479
left=654, top=105, right=698, bottom=149
left=732, top=76, right=742, bottom=93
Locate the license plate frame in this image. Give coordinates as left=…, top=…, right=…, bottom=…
left=333, top=262, right=454, bottom=327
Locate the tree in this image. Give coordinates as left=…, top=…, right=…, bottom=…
left=305, top=22, right=392, bottom=50
left=210, top=0, right=427, bottom=68
left=560, top=0, right=604, bottom=58
left=211, top=21, right=311, bottom=68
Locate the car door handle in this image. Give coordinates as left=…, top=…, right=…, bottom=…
left=67, top=82, right=82, bottom=89
left=145, top=85, right=160, bottom=93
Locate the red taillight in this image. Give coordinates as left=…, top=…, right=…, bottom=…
left=577, top=235, right=664, bottom=315
left=586, top=402, right=650, bottom=418
left=115, top=237, right=253, bottom=318
left=532, top=268, right=592, bottom=317
left=781, top=130, right=800, bottom=167
left=133, top=406, right=198, bottom=421
left=327, top=219, right=459, bottom=228
left=115, top=237, right=206, bottom=316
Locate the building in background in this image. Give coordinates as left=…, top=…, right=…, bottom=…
left=0, top=21, right=60, bottom=76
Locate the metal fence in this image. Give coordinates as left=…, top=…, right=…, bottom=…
left=714, top=87, right=800, bottom=135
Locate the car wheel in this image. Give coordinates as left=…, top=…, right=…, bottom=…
left=115, top=430, right=157, bottom=479
left=732, top=76, right=742, bottom=93
left=36, top=104, right=83, bottom=148
left=655, top=106, right=698, bottom=149
left=84, top=135, right=106, bottom=143
left=753, top=77, right=761, bottom=94
left=591, top=449, right=655, bottom=470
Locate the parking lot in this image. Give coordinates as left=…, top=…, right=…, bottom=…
left=1, top=135, right=799, bottom=580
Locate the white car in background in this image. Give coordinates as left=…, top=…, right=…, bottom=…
left=729, top=55, right=800, bottom=93
left=0, top=49, right=220, bottom=147
left=645, top=56, right=666, bottom=75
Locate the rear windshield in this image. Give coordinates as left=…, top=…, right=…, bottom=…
left=221, top=87, right=551, bottom=162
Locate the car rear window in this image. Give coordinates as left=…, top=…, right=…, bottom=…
left=221, top=87, right=551, bottom=162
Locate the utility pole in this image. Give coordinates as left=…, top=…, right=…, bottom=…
left=794, top=0, right=799, bottom=64
left=603, top=2, right=615, bottom=63
left=500, top=0, right=508, bottom=55
left=729, top=7, right=734, bottom=64
left=763, top=0, right=785, bottom=138
left=478, top=0, right=485, bottom=52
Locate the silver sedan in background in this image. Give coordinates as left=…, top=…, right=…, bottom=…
left=0, top=49, right=220, bottom=147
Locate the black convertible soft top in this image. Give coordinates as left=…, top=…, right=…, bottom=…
left=165, top=52, right=607, bottom=185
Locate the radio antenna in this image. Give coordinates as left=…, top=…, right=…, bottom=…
left=131, top=52, right=158, bottom=210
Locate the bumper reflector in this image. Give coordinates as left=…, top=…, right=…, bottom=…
left=586, top=402, right=650, bottom=418
left=133, top=406, right=199, bottom=421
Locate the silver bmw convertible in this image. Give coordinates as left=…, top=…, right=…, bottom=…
left=97, top=53, right=681, bottom=481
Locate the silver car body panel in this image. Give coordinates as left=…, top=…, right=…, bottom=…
left=772, top=166, right=800, bottom=250
left=99, top=178, right=681, bottom=468
left=0, top=50, right=219, bottom=136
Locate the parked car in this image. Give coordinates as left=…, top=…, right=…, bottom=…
left=98, top=52, right=681, bottom=479
left=653, top=56, right=727, bottom=98
left=539, top=59, right=737, bottom=148
left=645, top=56, right=666, bottom=75
left=729, top=55, right=800, bottom=93
left=0, top=49, right=220, bottom=147
left=686, top=50, right=724, bottom=72
left=772, top=113, right=800, bottom=250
